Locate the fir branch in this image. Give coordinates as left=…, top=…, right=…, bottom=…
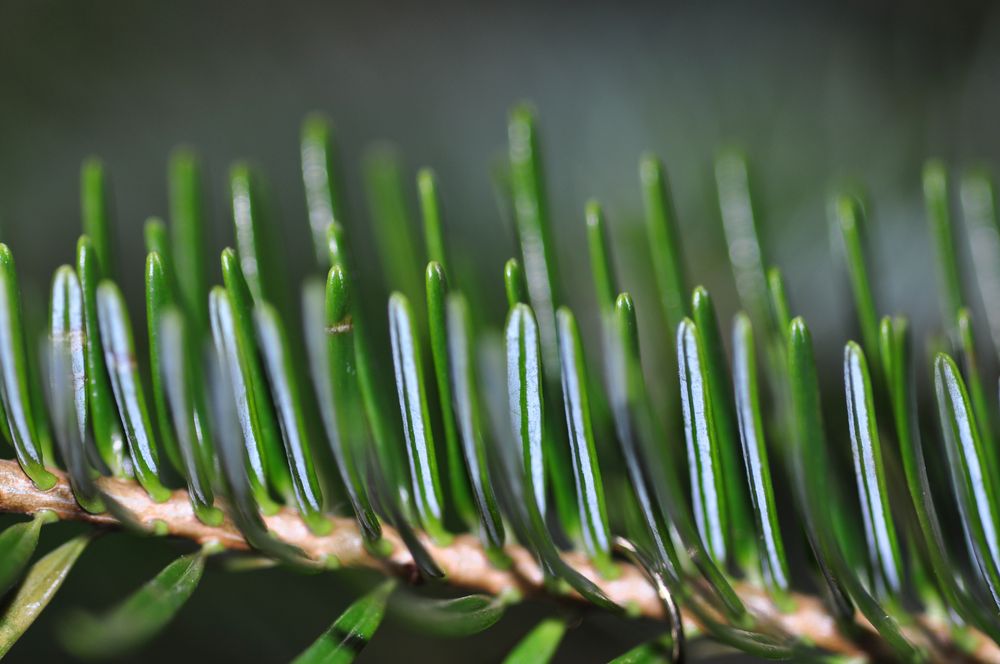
left=1, top=459, right=996, bottom=663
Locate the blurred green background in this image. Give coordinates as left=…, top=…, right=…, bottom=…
left=1, top=0, right=999, bottom=661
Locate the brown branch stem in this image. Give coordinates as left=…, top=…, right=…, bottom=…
left=0, top=459, right=995, bottom=663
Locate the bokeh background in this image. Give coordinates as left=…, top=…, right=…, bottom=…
left=2, top=0, right=1000, bottom=661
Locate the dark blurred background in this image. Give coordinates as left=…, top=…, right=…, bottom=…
left=1, top=0, right=999, bottom=661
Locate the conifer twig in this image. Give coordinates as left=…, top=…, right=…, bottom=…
left=0, top=459, right=995, bottom=662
